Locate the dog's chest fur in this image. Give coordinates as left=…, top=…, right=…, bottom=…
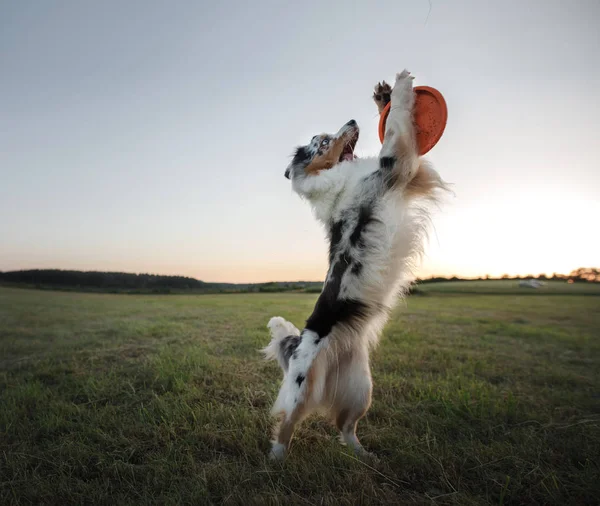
left=300, top=158, right=416, bottom=310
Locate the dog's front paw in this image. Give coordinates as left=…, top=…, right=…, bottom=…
left=395, top=69, right=413, bottom=83
left=392, top=69, right=415, bottom=111
left=373, top=81, right=392, bottom=114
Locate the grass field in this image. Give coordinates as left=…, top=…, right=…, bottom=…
left=418, top=280, right=600, bottom=295
left=1, top=286, right=599, bottom=505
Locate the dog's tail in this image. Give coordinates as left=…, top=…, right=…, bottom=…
left=262, top=317, right=301, bottom=373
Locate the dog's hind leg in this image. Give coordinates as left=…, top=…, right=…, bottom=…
left=267, top=260, right=370, bottom=459
left=330, top=347, right=374, bottom=457
left=269, top=329, right=325, bottom=459
left=270, top=383, right=312, bottom=460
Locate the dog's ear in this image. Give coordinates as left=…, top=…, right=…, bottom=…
left=286, top=146, right=312, bottom=180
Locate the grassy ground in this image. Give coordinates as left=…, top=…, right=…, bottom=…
left=418, top=280, right=600, bottom=295
left=0, top=286, right=599, bottom=505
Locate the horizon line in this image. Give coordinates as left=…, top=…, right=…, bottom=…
left=0, top=266, right=588, bottom=285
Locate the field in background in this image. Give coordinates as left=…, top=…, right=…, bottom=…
left=1, top=286, right=599, bottom=505
left=418, top=280, right=600, bottom=295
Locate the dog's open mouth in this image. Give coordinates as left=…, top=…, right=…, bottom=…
left=339, top=132, right=358, bottom=163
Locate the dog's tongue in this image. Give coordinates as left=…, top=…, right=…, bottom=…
left=342, top=152, right=354, bottom=162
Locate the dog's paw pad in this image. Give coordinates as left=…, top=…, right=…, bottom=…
left=373, top=81, right=392, bottom=113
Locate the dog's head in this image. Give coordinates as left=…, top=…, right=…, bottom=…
left=284, top=120, right=359, bottom=180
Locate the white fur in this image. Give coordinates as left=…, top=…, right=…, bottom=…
left=271, top=329, right=321, bottom=416
left=262, top=316, right=300, bottom=372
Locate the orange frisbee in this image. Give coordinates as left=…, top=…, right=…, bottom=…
left=378, top=85, right=447, bottom=155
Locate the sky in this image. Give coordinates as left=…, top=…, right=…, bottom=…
left=1, top=0, right=599, bottom=283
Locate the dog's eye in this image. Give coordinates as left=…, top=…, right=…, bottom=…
left=321, top=139, right=329, bottom=147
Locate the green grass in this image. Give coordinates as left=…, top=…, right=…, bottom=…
left=1, top=286, right=599, bottom=505
left=418, top=280, right=600, bottom=295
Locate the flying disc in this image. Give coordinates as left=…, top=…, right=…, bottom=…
left=378, top=85, right=447, bottom=155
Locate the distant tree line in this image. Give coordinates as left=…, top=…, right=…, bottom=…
left=418, top=268, right=599, bottom=284
left=0, top=267, right=597, bottom=294
left=564, top=268, right=600, bottom=283
left=0, top=269, right=213, bottom=292
left=0, top=269, right=322, bottom=294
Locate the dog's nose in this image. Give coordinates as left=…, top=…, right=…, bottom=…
left=347, top=119, right=357, bottom=127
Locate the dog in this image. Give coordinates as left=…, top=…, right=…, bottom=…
left=263, top=70, right=448, bottom=460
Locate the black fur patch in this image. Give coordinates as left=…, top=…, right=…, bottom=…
left=306, top=297, right=370, bottom=343
left=379, top=156, right=399, bottom=189
left=350, top=206, right=375, bottom=246
left=302, top=201, right=381, bottom=341
left=295, top=374, right=305, bottom=386
left=351, top=262, right=363, bottom=276
left=328, top=250, right=352, bottom=292
left=305, top=207, right=378, bottom=340
left=305, top=249, right=368, bottom=341
left=280, top=335, right=301, bottom=370
left=329, top=219, right=344, bottom=263
left=292, top=146, right=310, bottom=165
left=380, top=156, right=396, bottom=171
left=335, top=248, right=352, bottom=271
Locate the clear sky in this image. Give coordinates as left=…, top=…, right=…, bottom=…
left=1, top=0, right=599, bottom=283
